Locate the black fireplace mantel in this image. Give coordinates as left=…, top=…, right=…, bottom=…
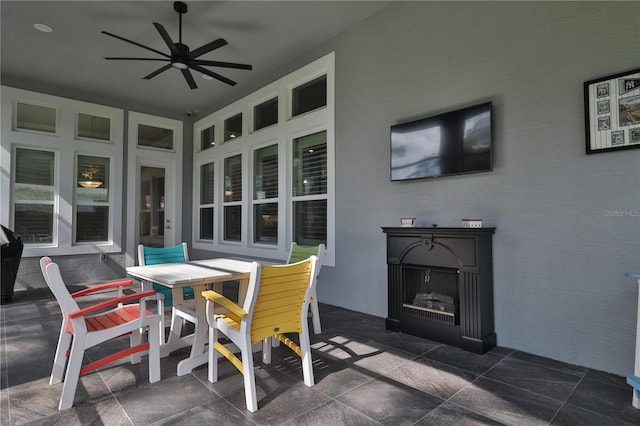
left=382, top=226, right=496, bottom=354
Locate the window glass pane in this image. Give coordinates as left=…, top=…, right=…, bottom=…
left=254, top=203, right=278, bottom=244
left=139, top=167, right=165, bottom=246
left=77, top=155, right=109, bottom=203
left=14, top=148, right=55, bottom=201
left=224, top=205, right=241, bottom=241
left=14, top=204, right=53, bottom=244
left=224, top=113, right=242, bottom=141
left=200, top=207, right=214, bottom=240
left=254, top=97, right=278, bottom=131
left=76, top=206, right=108, bottom=242
left=293, top=131, right=327, bottom=196
left=201, top=125, right=215, bottom=151
left=200, top=162, right=214, bottom=204
left=293, top=200, right=326, bottom=246
left=224, top=155, right=242, bottom=202
left=16, top=102, right=57, bottom=133
left=292, top=75, right=327, bottom=117
left=138, top=124, right=174, bottom=150
left=77, top=113, right=111, bottom=141
left=254, top=145, right=278, bottom=200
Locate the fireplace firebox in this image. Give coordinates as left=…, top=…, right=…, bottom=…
left=382, top=227, right=496, bottom=354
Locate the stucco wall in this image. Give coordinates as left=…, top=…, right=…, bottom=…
left=314, top=1, right=639, bottom=375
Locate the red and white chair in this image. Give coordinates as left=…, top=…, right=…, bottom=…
left=40, top=256, right=163, bottom=410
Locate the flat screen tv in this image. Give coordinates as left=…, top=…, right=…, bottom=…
left=390, top=102, right=493, bottom=181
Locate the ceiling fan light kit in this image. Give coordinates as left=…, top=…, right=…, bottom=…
left=102, top=1, right=252, bottom=89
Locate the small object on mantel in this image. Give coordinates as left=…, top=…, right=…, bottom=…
left=400, top=217, right=416, bottom=227
left=462, top=218, right=482, bottom=228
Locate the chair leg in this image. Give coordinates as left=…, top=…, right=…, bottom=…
left=147, top=321, right=161, bottom=383
left=262, top=338, right=272, bottom=364
left=166, top=309, right=182, bottom=344
left=208, top=326, right=219, bottom=383
left=50, top=328, right=71, bottom=385
left=299, top=331, right=314, bottom=387
left=58, top=338, right=84, bottom=410
left=130, top=329, right=142, bottom=364
left=241, top=334, right=258, bottom=413
left=310, top=296, right=322, bottom=334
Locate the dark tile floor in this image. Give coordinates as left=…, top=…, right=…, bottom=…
left=2, top=287, right=639, bottom=425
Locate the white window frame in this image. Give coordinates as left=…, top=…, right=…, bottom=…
left=192, top=52, right=335, bottom=266
left=251, top=139, right=280, bottom=246
left=73, top=152, right=113, bottom=245
left=198, top=160, right=216, bottom=241
left=0, top=86, right=124, bottom=257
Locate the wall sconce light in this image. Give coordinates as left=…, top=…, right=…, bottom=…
left=79, top=165, right=103, bottom=189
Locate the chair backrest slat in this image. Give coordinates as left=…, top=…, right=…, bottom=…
left=287, top=244, right=322, bottom=264
left=250, top=257, right=316, bottom=344
left=139, top=243, right=188, bottom=266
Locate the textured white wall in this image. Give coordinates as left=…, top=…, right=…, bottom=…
left=315, top=1, right=640, bottom=375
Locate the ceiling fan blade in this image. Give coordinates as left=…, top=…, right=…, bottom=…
left=194, top=60, right=252, bottom=70
left=143, top=64, right=173, bottom=80
left=189, top=38, right=228, bottom=59
left=189, top=63, right=237, bottom=86
left=181, top=68, right=197, bottom=90
left=102, top=30, right=170, bottom=58
left=105, top=57, right=170, bottom=61
left=153, top=22, right=180, bottom=57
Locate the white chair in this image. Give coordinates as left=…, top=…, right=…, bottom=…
left=202, top=256, right=318, bottom=412
left=286, top=243, right=325, bottom=334
left=40, top=256, right=162, bottom=410
left=138, top=243, right=197, bottom=350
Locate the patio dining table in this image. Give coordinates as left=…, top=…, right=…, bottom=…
left=126, top=258, right=255, bottom=376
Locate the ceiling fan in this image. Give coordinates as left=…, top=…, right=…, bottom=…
left=101, top=1, right=252, bottom=89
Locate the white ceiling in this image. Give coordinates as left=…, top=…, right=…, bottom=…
left=1, top=1, right=388, bottom=116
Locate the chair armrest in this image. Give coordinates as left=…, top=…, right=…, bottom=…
left=71, top=279, right=134, bottom=298
left=68, top=289, right=157, bottom=319
left=201, top=290, right=248, bottom=319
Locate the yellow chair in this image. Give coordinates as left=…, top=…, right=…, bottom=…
left=201, top=256, right=318, bottom=412
left=287, top=243, right=325, bottom=334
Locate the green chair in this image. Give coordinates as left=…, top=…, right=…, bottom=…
left=138, top=243, right=196, bottom=347
left=287, top=243, right=325, bottom=334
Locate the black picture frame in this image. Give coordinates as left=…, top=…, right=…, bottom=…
left=584, top=68, right=640, bottom=154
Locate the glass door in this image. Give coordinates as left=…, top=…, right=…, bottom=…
left=138, top=166, right=166, bottom=248
left=126, top=112, right=182, bottom=266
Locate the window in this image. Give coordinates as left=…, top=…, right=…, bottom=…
left=77, top=113, right=111, bottom=142
left=253, top=144, right=278, bottom=244
left=138, top=124, right=174, bottom=150
left=13, top=148, right=55, bottom=244
left=2, top=87, right=124, bottom=257
left=200, top=162, right=214, bottom=240
left=15, top=102, right=57, bottom=133
left=192, top=52, right=334, bottom=265
left=224, top=113, right=242, bottom=142
left=292, top=75, right=327, bottom=117
left=254, top=97, right=278, bottom=131
left=76, top=155, right=110, bottom=242
left=223, top=155, right=242, bottom=241
left=200, top=125, right=215, bottom=151
left=292, top=131, right=327, bottom=245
